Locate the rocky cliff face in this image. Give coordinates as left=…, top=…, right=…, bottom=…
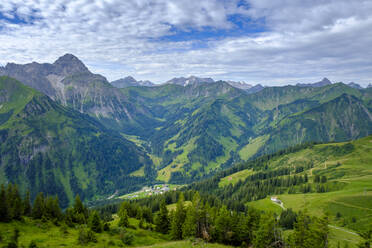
left=111, top=76, right=154, bottom=88
left=0, top=54, right=153, bottom=132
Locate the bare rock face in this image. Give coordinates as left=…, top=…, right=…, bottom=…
left=0, top=54, right=152, bottom=132
left=225, top=80, right=253, bottom=90
left=347, top=82, right=363, bottom=89
left=111, top=76, right=155, bottom=88
left=165, top=76, right=215, bottom=86
left=296, top=78, right=332, bottom=88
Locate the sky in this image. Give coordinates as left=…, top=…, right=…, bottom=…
left=0, top=0, right=372, bottom=86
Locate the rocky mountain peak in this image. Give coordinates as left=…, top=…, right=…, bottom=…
left=347, top=82, right=363, bottom=89
left=166, top=76, right=215, bottom=86
left=111, top=76, right=154, bottom=88
left=226, top=80, right=252, bottom=90
left=296, top=77, right=332, bottom=88
left=53, top=53, right=89, bottom=75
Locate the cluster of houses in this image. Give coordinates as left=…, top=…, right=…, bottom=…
left=124, top=184, right=172, bottom=199
left=143, top=184, right=171, bottom=196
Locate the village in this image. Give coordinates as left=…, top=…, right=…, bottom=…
left=120, top=184, right=177, bottom=200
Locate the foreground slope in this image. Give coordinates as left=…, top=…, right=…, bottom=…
left=0, top=76, right=152, bottom=207
left=191, top=134, right=372, bottom=235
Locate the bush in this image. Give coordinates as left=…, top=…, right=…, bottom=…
left=60, top=224, right=69, bottom=235
left=77, top=227, right=97, bottom=244
left=103, top=222, right=110, bottom=231
left=120, top=229, right=134, bottom=245
left=28, top=240, right=38, bottom=248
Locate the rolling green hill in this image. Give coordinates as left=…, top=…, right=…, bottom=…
left=0, top=76, right=153, bottom=207
left=190, top=134, right=372, bottom=240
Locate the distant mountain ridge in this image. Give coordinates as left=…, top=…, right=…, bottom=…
left=296, top=77, right=332, bottom=88
left=111, top=76, right=155, bottom=88
left=347, top=82, right=363, bottom=89
left=165, top=76, right=215, bottom=86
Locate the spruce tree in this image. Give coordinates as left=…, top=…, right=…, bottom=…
left=170, top=193, right=186, bottom=240
left=73, top=195, right=87, bottom=224
left=118, top=209, right=129, bottom=227
left=0, top=184, right=10, bottom=222
left=6, top=184, right=14, bottom=220
left=182, top=206, right=197, bottom=238
left=89, top=211, right=103, bottom=233
left=253, top=213, right=278, bottom=248
left=73, top=195, right=84, bottom=214
left=155, top=200, right=169, bottom=234
left=215, top=205, right=233, bottom=244
left=23, top=190, right=32, bottom=216
left=32, top=192, right=45, bottom=219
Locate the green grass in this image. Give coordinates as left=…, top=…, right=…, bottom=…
left=218, top=169, right=253, bottom=187
left=133, top=240, right=232, bottom=248
left=247, top=197, right=283, bottom=215
left=0, top=217, right=232, bottom=248
left=157, top=137, right=198, bottom=182
left=239, top=135, right=372, bottom=246
left=167, top=201, right=192, bottom=211
left=0, top=217, right=168, bottom=248
left=131, top=166, right=145, bottom=177
left=238, top=135, right=269, bottom=161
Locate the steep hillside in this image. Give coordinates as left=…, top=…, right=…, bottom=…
left=257, top=94, right=372, bottom=156
left=0, top=54, right=156, bottom=135
left=190, top=134, right=372, bottom=235
left=0, top=76, right=153, bottom=207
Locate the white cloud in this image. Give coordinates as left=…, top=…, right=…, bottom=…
left=0, top=0, right=371, bottom=86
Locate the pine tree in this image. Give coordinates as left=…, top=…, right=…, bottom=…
left=170, top=193, right=186, bottom=240
left=23, top=190, right=32, bottom=216
left=52, top=196, right=62, bottom=220
left=11, top=185, right=23, bottom=220
left=182, top=205, right=197, bottom=238
left=155, top=200, right=169, bottom=234
left=73, top=195, right=87, bottom=224
left=118, top=209, right=129, bottom=227
left=215, top=205, right=233, bottom=244
left=0, top=184, right=10, bottom=222
left=73, top=195, right=84, bottom=214
left=290, top=210, right=309, bottom=247
left=253, top=213, right=278, bottom=248
left=6, top=184, right=14, bottom=220
left=32, top=192, right=45, bottom=219
left=89, top=211, right=103, bottom=233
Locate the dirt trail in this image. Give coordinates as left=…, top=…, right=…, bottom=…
left=276, top=199, right=360, bottom=238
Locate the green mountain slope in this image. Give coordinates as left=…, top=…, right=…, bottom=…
left=120, top=82, right=372, bottom=183
left=257, top=93, right=372, bottom=156
left=0, top=76, right=153, bottom=207
left=190, top=134, right=372, bottom=234
left=2, top=55, right=372, bottom=185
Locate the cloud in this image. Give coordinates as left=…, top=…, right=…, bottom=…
left=0, top=0, right=371, bottom=86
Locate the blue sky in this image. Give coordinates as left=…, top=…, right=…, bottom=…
left=0, top=0, right=372, bottom=86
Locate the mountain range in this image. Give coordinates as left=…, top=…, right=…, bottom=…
left=1, top=54, right=372, bottom=203
left=111, top=76, right=155, bottom=88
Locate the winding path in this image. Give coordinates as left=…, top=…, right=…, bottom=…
left=272, top=198, right=360, bottom=237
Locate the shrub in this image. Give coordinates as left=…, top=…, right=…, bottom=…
left=77, top=227, right=97, bottom=244
left=120, top=229, right=134, bottom=245
left=103, top=222, right=110, bottom=231
left=28, top=240, right=38, bottom=248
